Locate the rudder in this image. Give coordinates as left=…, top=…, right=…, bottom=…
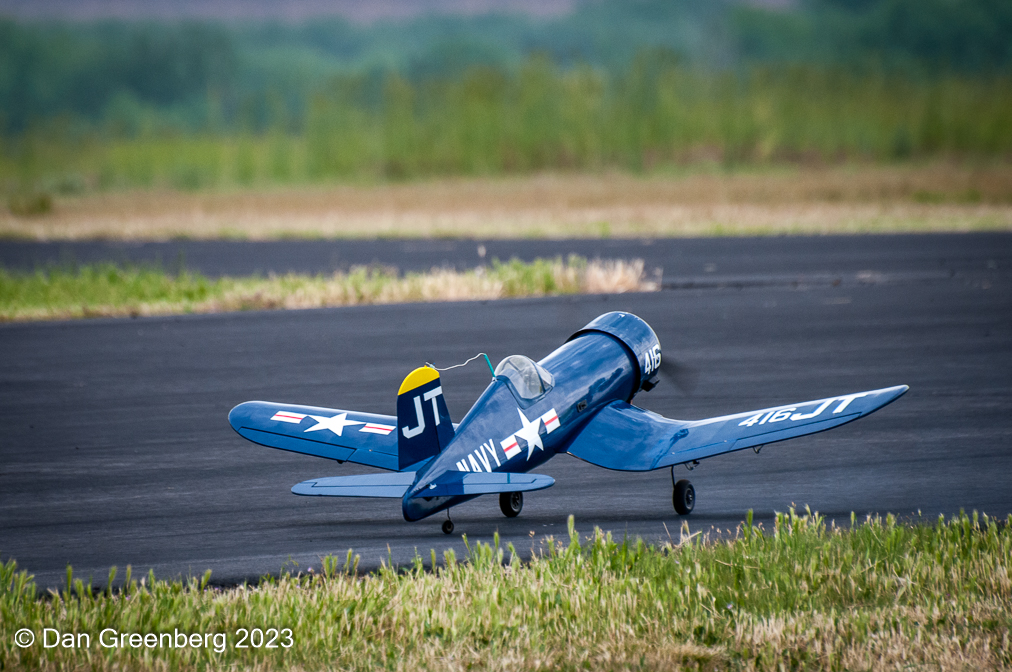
left=397, top=367, right=454, bottom=470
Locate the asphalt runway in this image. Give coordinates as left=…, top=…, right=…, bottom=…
left=1, top=233, right=1010, bottom=590
left=0, top=233, right=1004, bottom=281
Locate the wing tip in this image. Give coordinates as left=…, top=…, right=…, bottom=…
left=291, top=480, right=318, bottom=496
left=883, top=384, right=910, bottom=401
left=228, top=400, right=267, bottom=431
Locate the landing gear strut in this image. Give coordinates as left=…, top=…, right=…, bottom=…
left=442, top=510, right=454, bottom=535
left=499, top=491, right=523, bottom=518
left=672, top=467, right=695, bottom=515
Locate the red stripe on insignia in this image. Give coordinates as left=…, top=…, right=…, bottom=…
left=540, top=408, right=560, bottom=432
left=360, top=423, right=395, bottom=435
left=271, top=411, right=306, bottom=423
left=501, top=435, right=521, bottom=459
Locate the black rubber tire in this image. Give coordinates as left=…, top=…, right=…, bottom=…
left=499, top=491, right=523, bottom=518
left=673, top=479, right=695, bottom=515
left=441, top=519, right=454, bottom=535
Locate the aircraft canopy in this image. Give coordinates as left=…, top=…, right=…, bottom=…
left=495, top=355, right=554, bottom=400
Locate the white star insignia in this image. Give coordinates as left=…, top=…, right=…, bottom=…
left=513, top=408, right=544, bottom=460
left=303, top=413, right=364, bottom=436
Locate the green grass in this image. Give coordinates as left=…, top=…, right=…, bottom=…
left=2, top=510, right=1009, bottom=670
left=0, top=257, right=650, bottom=322
left=6, top=62, right=1012, bottom=194
left=0, top=264, right=217, bottom=319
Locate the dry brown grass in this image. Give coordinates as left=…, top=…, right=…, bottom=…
left=3, top=163, right=1011, bottom=240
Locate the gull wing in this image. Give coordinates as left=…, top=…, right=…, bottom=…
left=565, top=385, right=908, bottom=472
left=228, top=401, right=402, bottom=471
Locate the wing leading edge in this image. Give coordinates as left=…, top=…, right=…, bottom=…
left=565, top=385, right=908, bottom=472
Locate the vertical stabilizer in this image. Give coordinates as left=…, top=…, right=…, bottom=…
left=396, top=367, right=454, bottom=471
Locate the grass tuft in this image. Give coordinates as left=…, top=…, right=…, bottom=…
left=6, top=191, right=53, bottom=217
left=1, top=509, right=1009, bottom=670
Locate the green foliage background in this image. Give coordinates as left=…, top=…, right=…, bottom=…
left=2, top=0, right=1011, bottom=192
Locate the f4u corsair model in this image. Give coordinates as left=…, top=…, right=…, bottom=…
left=229, top=312, right=907, bottom=534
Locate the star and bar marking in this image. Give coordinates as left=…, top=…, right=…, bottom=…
left=269, top=411, right=395, bottom=436
left=459, top=407, right=561, bottom=472
left=500, top=408, right=559, bottom=460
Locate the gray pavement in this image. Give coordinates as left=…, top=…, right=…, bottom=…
left=1, top=233, right=1010, bottom=590
left=0, top=233, right=1006, bottom=281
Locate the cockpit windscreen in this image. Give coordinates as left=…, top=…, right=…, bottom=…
left=494, top=355, right=554, bottom=400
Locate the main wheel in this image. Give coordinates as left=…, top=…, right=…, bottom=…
left=499, top=491, right=523, bottom=518
left=441, top=519, right=454, bottom=535
left=672, top=479, right=695, bottom=515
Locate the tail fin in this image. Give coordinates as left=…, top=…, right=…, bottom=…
left=397, top=367, right=454, bottom=470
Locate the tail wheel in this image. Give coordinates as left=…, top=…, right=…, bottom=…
left=441, top=519, right=454, bottom=535
left=499, top=491, right=523, bottom=518
left=673, top=479, right=695, bottom=515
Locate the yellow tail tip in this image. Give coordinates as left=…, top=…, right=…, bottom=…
left=398, top=366, right=440, bottom=395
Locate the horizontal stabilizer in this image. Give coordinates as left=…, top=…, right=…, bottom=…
left=292, top=472, right=417, bottom=498
left=567, top=385, right=908, bottom=472
left=411, top=472, right=555, bottom=498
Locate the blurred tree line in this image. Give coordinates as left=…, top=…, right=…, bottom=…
left=0, top=0, right=1010, bottom=193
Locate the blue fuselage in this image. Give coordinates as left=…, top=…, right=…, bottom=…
left=402, top=332, right=637, bottom=521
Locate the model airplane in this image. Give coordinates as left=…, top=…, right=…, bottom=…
left=229, top=312, right=907, bottom=534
